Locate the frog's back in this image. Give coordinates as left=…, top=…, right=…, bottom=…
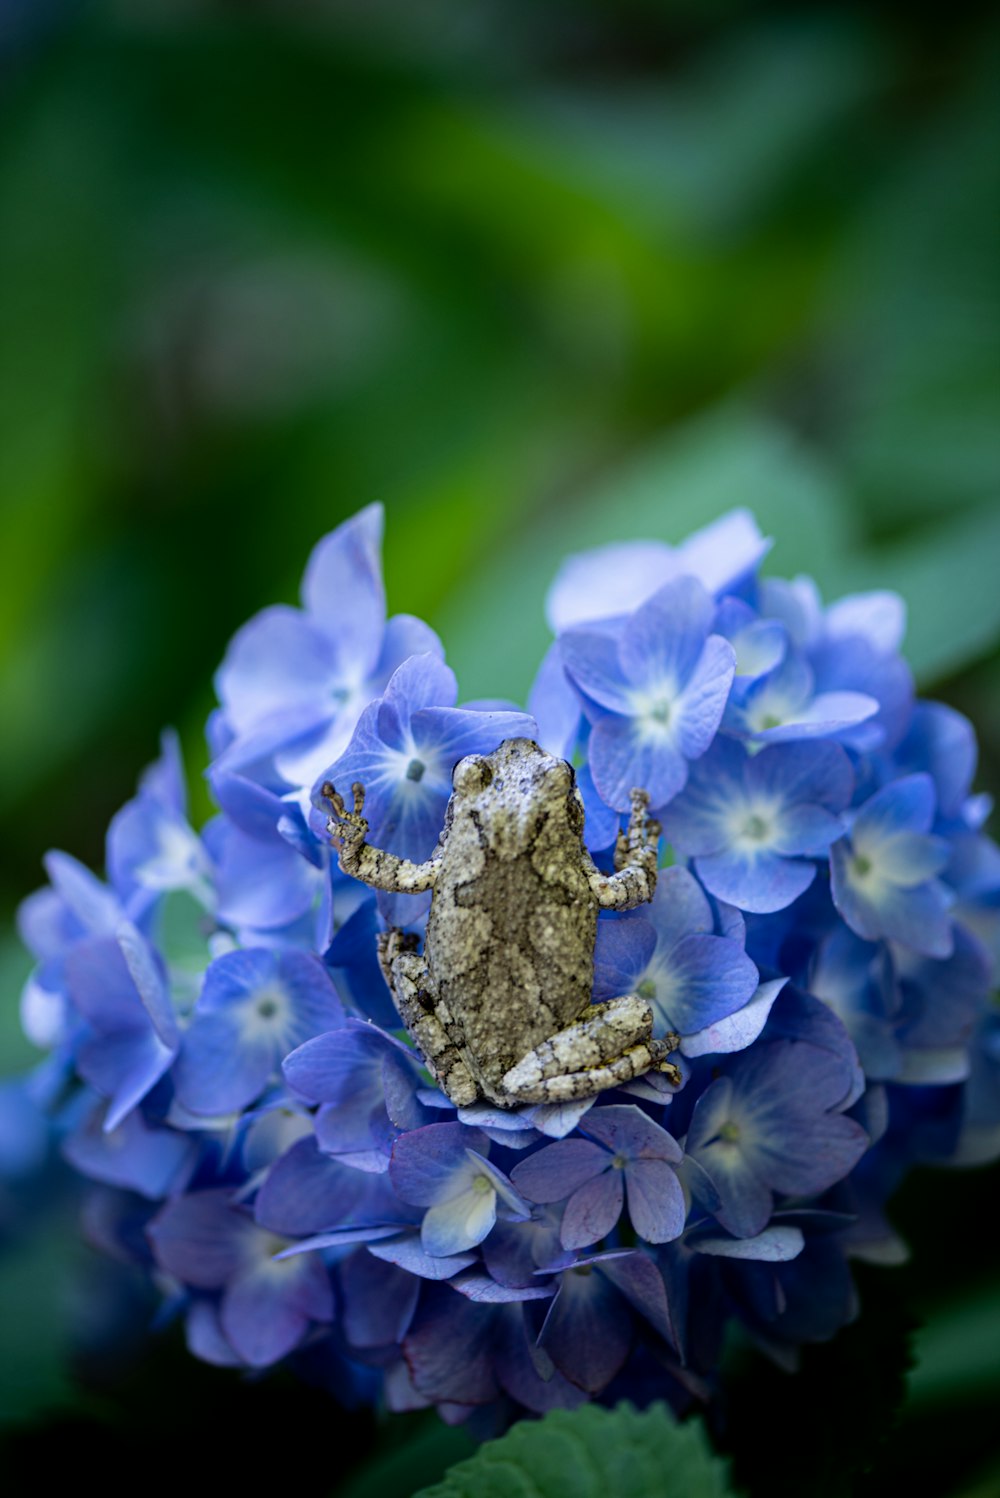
left=425, top=812, right=597, bottom=1094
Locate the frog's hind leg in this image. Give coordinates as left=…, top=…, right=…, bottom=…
left=376, top=929, right=479, bottom=1107
left=501, top=995, right=681, bottom=1105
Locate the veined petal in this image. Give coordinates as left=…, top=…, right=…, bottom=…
left=301, top=504, right=386, bottom=679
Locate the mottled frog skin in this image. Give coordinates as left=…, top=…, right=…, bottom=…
left=323, top=738, right=680, bottom=1108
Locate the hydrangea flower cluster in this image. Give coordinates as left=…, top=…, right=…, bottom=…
left=13, top=505, right=1000, bottom=1427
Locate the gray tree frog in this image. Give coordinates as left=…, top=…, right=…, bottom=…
left=321, top=737, right=681, bottom=1109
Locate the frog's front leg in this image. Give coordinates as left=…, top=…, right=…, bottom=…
left=500, top=995, right=681, bottom=1105
left=587, top=788, right=660, bottom=911
left=376, top=929, right=479, bottom=1107
left=322, top=782, right=439, bottom=893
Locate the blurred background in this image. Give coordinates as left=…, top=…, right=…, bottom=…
left=1, top=2, right=998, bottom=1492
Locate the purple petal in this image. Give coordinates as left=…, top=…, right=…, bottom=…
left=538, top=1266, right=631, bottom=1392
left=254, top=1136, right=370, bottom=1236
left=560, top=1169, right=623, bottom=1249
left=389, top=1122, right=489, bottom=1206
left=421, top=1181, right=498, bottom=1256
left=369, top=1231, right=477, bottom=1281
left=580, top=1103, right=682, bottom=1163
left=402, top=1284, right=501, bottom=1405
left=340, top=1249, right=420, bottom=1348
left=695, top=1225, right=804, bottom=1261
left=624, top=1159, right=686, bottom=1243
left=221, top=1262, right=310, bottom=1367
left=510, top=1139, right=609, bottom=1203
left=147, top=1188, right=254, bottom=1288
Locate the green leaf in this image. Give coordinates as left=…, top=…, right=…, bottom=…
left=826, top=501, right=1000, bottom=686
left=413, top=1402, right=733, bottom=1498
left=434, top=402, right=855, bottom=704
left=0, top=1209, right=85, bottom=1427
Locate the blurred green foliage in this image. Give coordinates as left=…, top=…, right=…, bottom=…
left=0, top=1, right=997, bottom=1492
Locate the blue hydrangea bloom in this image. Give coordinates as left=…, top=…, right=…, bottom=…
left=592, top=866, right=759, bottom=1043
left=10, top=504, right=999, bottom=1424
left=662, top=736, right=853, bottom=913
left=316, top=653, right=536, bottom=864
left=830, top=774, right=953, bottom=957
left=559, top=576, right=736, bottom=811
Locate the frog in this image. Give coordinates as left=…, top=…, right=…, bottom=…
left=321, top=737, right=681, bottom=1109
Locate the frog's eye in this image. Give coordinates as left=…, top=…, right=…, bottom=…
left=546, top=759, right=575, bottom=791
left=454, top=755, right=492, bottom=794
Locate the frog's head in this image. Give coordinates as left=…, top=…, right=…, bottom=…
left=452, top=738, right=585, bottom=855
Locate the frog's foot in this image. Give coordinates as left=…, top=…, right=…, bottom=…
left=376, top=927, right=420, bottom=989
left=383, top=946, right=478, bottom=1108
left=321, top=780, right=368, bottom=856
left=501, top=996, right=681, bottom=1104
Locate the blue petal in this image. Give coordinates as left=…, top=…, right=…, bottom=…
left=546, top=540, right=676, bottom=633
left=681, top=977, right=785, bottom=1058
left=852, top=773, right=936, bottom=846
left=674, top=635, right=737, bottom=758
left=659, top=738, right=748, bottom=855
left=695, top=848, right=816, bottom=913
left=750, top=740, right=853, bottom=814
left=589, top=715, right=688, bottom=813
left=411, top=706, right=538, bottom=769
left=648, top=865, right=715, bottom=946
left=658, top=933, right=760, bottom=1033
left=300, top=503, right=386, bottom=678
left=558, top=627, right=634, bottom=715
left=618, top=576, right=715, bottom=693
left=592, top=915, right=657, bottom=1000
left=384, top=653, right=459, bottom=725
left=215, top=605, right=336, bottom=737
left=528, top=641, right=584, bottom=757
